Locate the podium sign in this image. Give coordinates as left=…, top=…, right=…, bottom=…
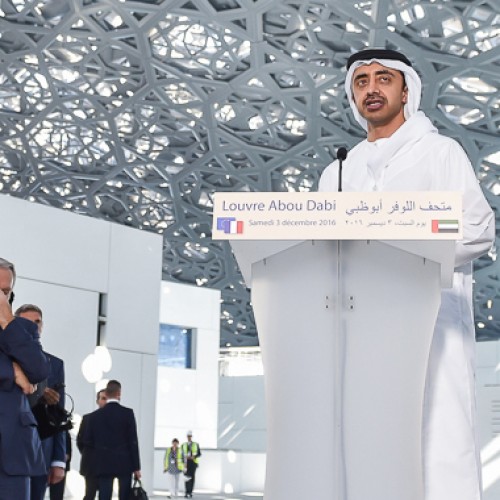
left=212, top=191, right=462, bottom=240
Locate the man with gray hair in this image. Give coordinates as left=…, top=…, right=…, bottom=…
left=319, top=48, right=494, bottom=500
left=0, top=257, right=50, bottom=499
left=14, top=304, right=66, bottom=500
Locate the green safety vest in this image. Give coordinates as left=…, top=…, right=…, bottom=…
left=181, top=441, right=200, bottom=464
left=164, top=447, right=184, bottom=471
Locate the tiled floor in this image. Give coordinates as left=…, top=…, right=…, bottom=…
left=149, top=491, right=263, bottom=499
left=57, top=486, right=264, bottom=499
left=58, top=492, right=263, bottom=499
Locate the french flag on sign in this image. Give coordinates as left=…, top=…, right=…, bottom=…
left=217, top=217, right=244, bottom=234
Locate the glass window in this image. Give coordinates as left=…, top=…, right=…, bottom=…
left=158, top=323, right=195, bottom=369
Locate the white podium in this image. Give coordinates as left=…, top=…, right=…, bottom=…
left=231, top=238, right=455, bottom=500
left=213, top=191, right=461, bottom=500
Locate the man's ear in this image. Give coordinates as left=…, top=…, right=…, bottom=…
left=402, top=87, right=408, bottom=104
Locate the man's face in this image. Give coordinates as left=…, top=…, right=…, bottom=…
left=351, top=62, right=407, bottom=129
left=0, top=268, right=14, bottom=304
left=187, top=434, right=192, bottom=441
left=18, top=310, right=43, bottom=334
left=97, top=392, right=107, bottom=408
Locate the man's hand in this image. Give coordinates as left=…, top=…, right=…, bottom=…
left=134, top=470, right=142, bottom=480
left=0, top=291, right=14, bottom=330
left=43, top=387, right=61, bottom=405
left=48, top=466, right=65, bottom=484
left=13, top=361, right=36, bottom=395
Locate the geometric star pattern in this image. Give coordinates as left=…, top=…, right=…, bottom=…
left=0, top=0, right=498, bottom=346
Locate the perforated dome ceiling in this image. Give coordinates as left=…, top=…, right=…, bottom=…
left=0, top=0, right=498, bottom=346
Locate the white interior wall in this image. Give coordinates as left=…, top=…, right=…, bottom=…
left=154, top=281, right=220, bottom=450
left=104, top=224, right=162, bottom=355
left=154, top=374, right=267, bottom=495
left=218, top=376, right=266, bottom=452
left=0, top=194, right=162, bottom=497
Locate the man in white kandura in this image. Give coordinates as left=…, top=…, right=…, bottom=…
left=319, top=48, right=495, bottom=500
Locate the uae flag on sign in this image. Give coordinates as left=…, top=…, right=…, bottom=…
left=432, top=220, right=459, bottom=233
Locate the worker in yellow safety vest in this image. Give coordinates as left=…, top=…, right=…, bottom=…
left=181, top=431, right=201, bottom=498
left=163, top=438, right=184, bottom=497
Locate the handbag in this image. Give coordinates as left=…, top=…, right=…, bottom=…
left=129, top=478, right=148, bottom=500
left=31, top=392, right=74, bottom=440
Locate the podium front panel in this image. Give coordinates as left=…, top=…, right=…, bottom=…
left=252, top=240, right=340, bottom=499
left=340, top=240, right=440, bottom=500
left=249, top=240, right=441, bottom=500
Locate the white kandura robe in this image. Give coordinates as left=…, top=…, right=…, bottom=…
left=319, top=112, right=495, bottom=500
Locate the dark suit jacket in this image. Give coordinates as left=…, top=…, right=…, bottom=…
left=76, top=413, right=91, bottom=476
left=79, top=401, right=140, bottom=477
left=0, top=317, right=50, bottom=476
left=39, top=353, right=66, bottom=474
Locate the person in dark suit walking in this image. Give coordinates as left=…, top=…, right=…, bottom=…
left=77, top=389, right=107, bottom=500
left=0, top=257, right=50, bottom=500
left=79, top=380, right=141, bottom=500
left=14, top=304, right=67, bottom=500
